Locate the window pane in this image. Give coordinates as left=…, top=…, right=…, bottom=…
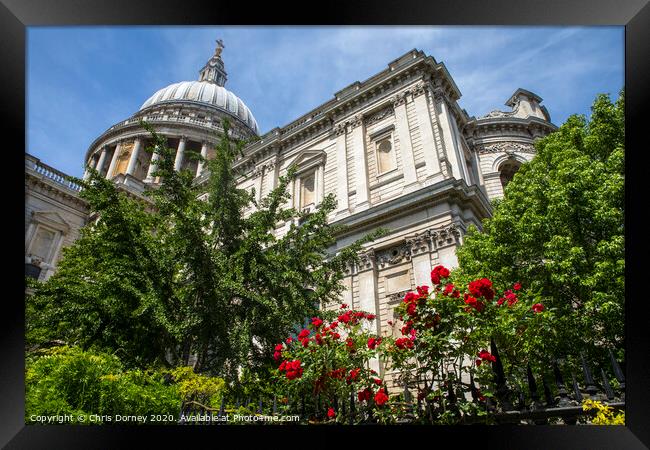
left=377, top=139, right=395, bottom=173
left=301, top=173, right=315, bottom=207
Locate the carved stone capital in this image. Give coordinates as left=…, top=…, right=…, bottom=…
left=429, top=223, right=462, bottom=249
left=412, top=82, right=427, bottom=98
left=433, top=88, right=447, bottom=105
left=350, top=114, right=364, bottom=129
left=393, top=93, right=407, bottom=108
left=335, top=123, right=347, bottom=136
left=406, top=231, right=431, bottom=256
left=358, top=249, right=377, bottom=272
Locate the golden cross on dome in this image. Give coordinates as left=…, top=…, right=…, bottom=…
left=215, top=39, right=225, bottom=57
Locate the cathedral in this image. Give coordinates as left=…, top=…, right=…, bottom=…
left=25, top=41, right=556, bottom=375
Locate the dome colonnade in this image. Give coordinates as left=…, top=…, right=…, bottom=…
left=82, top=39, right=259, bottom=193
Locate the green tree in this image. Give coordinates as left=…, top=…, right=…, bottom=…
left=27, top=119, right=381, bottom=381
left=455, top=91, right=624, bottom=359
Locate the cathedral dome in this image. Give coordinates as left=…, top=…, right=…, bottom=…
left=139, top=80, right=259, bottom=134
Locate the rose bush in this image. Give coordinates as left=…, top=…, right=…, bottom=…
left=271, top=305, right=395, bottom=423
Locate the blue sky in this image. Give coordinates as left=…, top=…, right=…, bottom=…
left=27, top=26, right=624, bottom=178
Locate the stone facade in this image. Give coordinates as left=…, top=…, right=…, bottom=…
left=25, top=45, right=557, bottom=382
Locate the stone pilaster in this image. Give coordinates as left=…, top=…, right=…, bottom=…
left=406, top=230, right=433, bottom=288
left=393, top=93, right=418, bottom=191
left=335, top=123, right=349, bottom=214
left=357, top=249, right=381, bottom=375
left=432, top=88, right=463, bottom=181
left=412, top=83, right=444, bottom=183
left=350, top=115, right=370, bottom=209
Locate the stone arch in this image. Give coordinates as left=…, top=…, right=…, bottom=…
left=494, top=155, right=525, bottom=190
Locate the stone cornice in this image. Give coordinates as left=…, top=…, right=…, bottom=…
left=26, top=173, right=88, bottom=211
left=331, top=179, right=491, bottom=240
left=237, top=50, right=465, bottom=167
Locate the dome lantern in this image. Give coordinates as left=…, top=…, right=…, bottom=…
left=198, top=39, right=228, bottom=87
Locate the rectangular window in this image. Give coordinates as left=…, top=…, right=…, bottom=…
left=300, top=172, right=316, bottom=208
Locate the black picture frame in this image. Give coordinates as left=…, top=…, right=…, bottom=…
left=3, top=0, right=648, bottom=447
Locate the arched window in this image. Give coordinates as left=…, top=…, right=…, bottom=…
left=499, top=159, right=522, bottom=190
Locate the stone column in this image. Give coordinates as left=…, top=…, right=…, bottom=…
left=94, top=147, right=108, bottom=176
left=335, top=123, right=349, bottom=214
left=174, top=137, right=186, bottom=171
left=83, top=152, right=98, bottom=180
left=126, top=137, right=142, bottom=177
left=393, top=93, right=418, bottom=190
left=407, top=231, right=433, bottom=288
left=106, top=142, right=122, bottom=179
left=357, top=249, right=381, bottom=375
left=413, top=84, right=444, bottom=183
left=196, top=141, right=209, bottom=178
left=145, top=150, right=160, bottom=181
left=432, top=89, right=463, bottom=180
left=350, top=115, right=370, bottom=209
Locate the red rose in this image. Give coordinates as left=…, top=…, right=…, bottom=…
left=532, top=303, right=544, bottom=313
left=373, top=378, right=383, bottom=386
left=497, top=297, right=505, bottom=306
left=477, top=350, right=496, bottom=363
left=298, top=329, right=310, bottom=339
left=366, top=314, right=376, bottom=321
left=358, top=388, right=372, bottom=402
left=331, top=332, right=340, bottom=340
left=468, top=278, right=494, bottom=301
left=274, top=343, right=283, bottom=351
left=513, top=282, right=522, bottom=291
left=443, top=283, right=454, bottom=296
left=367, top=337, right=381, bottom=350
left=338, top=311, right=351, bottom=324
left=346, top=338, right=355, bottom=351
left=273, top=351, right=281, bottom=361
left=286, top=337, right=293, bottom=344
left=330, top=321, right=338, bottom=329
left=475, top=359, right=482, bottom=366
left=311, top=317, right=323, bottom=328
left=374, top=390, right=389, bottom=406
left=417, top=285, right=429, bottom=297
left=327, top=407, right=336, bottom=419
left=431, top=265, right=450, bottom=285
left=340, top=303, right=348, bottom=309
left=347, top=368, right=361, bottom=384
left=278, top=361, right=287, bottom=371
left=395, top=337, right=414, bottom=349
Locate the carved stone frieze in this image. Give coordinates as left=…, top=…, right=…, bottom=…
left=411, top=82, right=427, bottom=98
left=365, top=105, right=394, bottom=126
left=376, top=244, right=411, bottom=268
left=476, top=142, right=536, bottom=154
left=334, top=123, right=347, bottom=136
left=387, top=289, right=411, bottom=304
